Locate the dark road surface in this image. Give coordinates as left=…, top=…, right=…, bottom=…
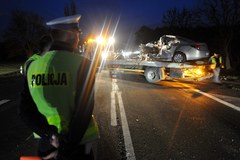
left=0, top=71, right=240, bottom=160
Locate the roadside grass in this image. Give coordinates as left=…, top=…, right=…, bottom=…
left=221, top=69, right=240, bottom=81
left=0, top=62, right=24, bottom=75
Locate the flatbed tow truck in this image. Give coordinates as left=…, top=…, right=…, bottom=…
left=105, top=58, right=214, bottom=83
left=81, top=34, right=213, bottom=83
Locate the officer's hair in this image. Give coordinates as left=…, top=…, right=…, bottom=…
left=51, top=29, right=78, bottom=43
left=50, top=29, right=79, bottom=52
left=39, top=34, right=53, bottom=52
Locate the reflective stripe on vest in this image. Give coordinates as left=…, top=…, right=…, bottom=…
left=26, top=51, right=98, bottom=143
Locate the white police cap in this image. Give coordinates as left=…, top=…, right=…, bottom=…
left=46, top=14, right=81, bottom=31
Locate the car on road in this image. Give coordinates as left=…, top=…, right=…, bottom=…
left=140, top=35, right=210, bottom=63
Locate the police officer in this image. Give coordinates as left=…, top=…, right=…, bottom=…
left=209, top=52, right=224, bottom=83
left=20, top=14, right=99, bottom=160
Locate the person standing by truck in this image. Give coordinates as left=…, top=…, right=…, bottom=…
left=209, top=52, right=224, bottom=83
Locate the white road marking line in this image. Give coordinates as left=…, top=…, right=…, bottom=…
left=111, top=91, right=117, bottom=126
left=112, top=79, right=119, bottom=91
left=0, top=99, right=10, bottom=106
left=211, top=94, right=240, bottom=101
left=181, top=83, right=240, bottom=112
left=117, top=92, right=136, bottom=160
left=193, top=88, right=240, bottom=112
left=111, top=79, right=119, bottom=126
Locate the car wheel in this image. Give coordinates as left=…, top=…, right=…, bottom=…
left=173, top=52, right=186, bottom=63
left=144, top=67, right=161, bottom=83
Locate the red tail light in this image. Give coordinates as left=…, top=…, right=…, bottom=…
left=191, top=44, right=201, bottom=50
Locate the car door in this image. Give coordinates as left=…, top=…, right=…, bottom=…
left=158, top=39, right=178, bottom=60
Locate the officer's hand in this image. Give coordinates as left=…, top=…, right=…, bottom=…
left=221, top=65, right=224, bottom=69
left=46, top=125, right=59, bottom=148
left=42, top=150, right=58, bottom=160
left=50, top=134, right=59, bottom=148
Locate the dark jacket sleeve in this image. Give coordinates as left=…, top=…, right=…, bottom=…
left=19, top=76, right=57, bottom=139
left=68, top=57, right=95, bottom=144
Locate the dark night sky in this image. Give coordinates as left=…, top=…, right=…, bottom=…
left=0, top=0, right=201, bottom=49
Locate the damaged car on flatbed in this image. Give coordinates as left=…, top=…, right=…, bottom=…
left=140, top=35, right=210, bottom=63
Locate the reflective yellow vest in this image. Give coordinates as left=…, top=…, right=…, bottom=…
left=210, top=55, right=222, bottom=64
left=209, top=55, right=223, bottom=69
left=26, top=51, right=99, bottom=144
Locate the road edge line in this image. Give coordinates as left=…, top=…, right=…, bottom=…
left=117, top=92, right=136, bottom=160
left=111, top=91, right=117, bottom=126
left=194, top=89, right=240, bottom=112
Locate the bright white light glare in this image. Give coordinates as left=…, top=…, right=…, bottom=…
left=20, top=66, right=23, bottom=74
left=102, top=51, right=108, bottom=59
left=96, top=36, right=105, bottom=44
left=95, top=16, right=120, bottom=73
left=133, top=51, right=140, bottom=54
left=108, top=37, right=115, bottom=45
left=122, top=51, right=132, bottom=57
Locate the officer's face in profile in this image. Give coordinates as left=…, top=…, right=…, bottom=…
left=75, top=32, right=80, bottom=44
left=71, top=31, right=80, bottom=49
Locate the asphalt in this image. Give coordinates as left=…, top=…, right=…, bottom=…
left=0, top=64, right=239, bottom=160
left=0, top=64, right=37, bottom=159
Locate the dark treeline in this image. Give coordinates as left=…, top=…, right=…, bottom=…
left=0, top=0, right=77, bottom=62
